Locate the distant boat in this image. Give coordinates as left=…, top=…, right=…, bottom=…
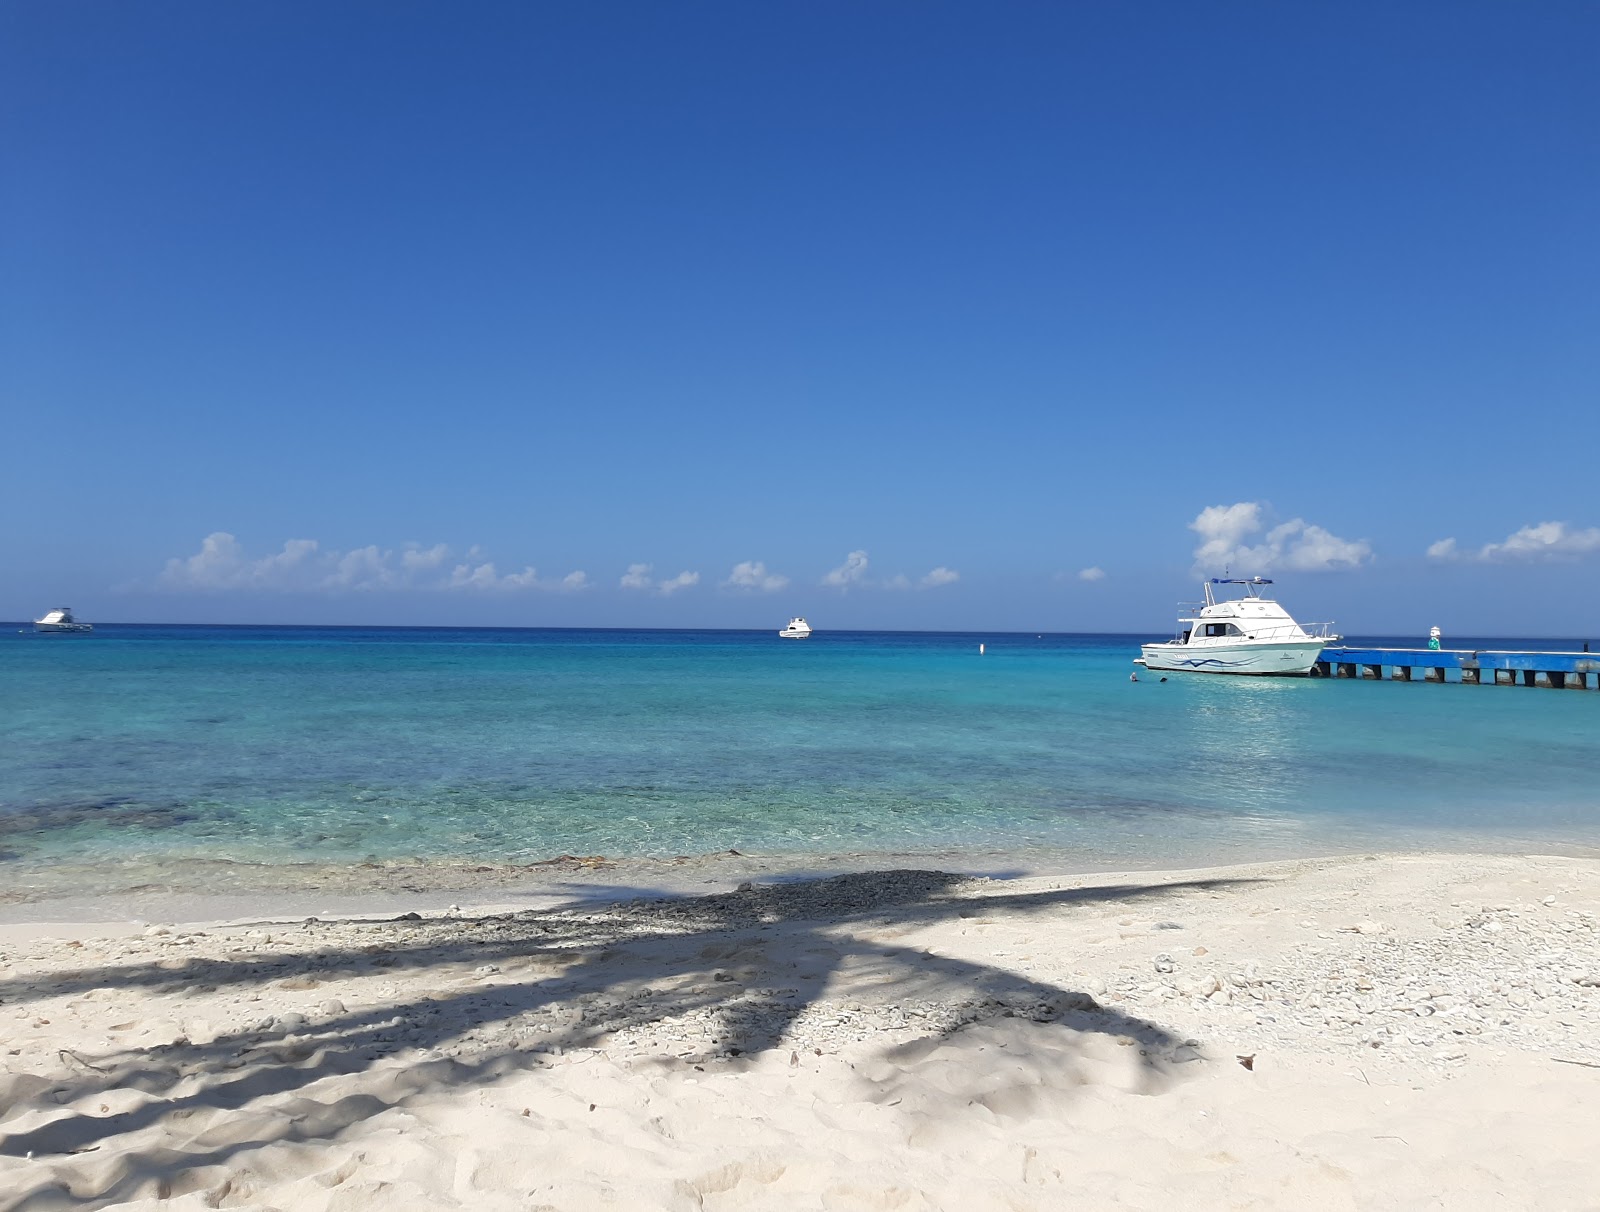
left=1137, top=578, right=1336, bottom=676
left=35, top=606, right=93, bottom=634
left=778, top=617, right=813, bottom=639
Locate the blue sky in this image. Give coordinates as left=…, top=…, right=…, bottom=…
left=4, top=2, right=1598, bottom=634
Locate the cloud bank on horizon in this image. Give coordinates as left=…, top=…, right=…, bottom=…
left=150, top=537, right=962, bottom=598
left=160, top=532, right=591, bottom=594
left=144, top=512, right=1600, bottom=606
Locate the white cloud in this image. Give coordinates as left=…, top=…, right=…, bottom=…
left=325, top=545, right=395, bottom=591
left=498, top=567, right=541, bottom=589
left=161, top=534, right=577, bottom=594
left=1477, top=520, right=1600, bottom=562
left=1189, top=503, right=1370, bottom=574
left=1190, top=503, right=1261, bottom=574
left=446, top=562, right=540, bottom=590
left=723, top=560, right=790, bottom=593
left=1273, top=521, right=1371, bottom=571
left=161, top=531, right=243, bottom=588
left=1427, top=537, right=1465, bottom=562
left=162, top=532, right=324, bottom=590
left=658, top=570, right=699, bottom=595
left=1425, top=538, right=1458, bottom=561
left=822, top=550, right=869, bottom=588
left=1488, top=521, right=1600, bottom=560
left=444, top=563, right=587, bottom=592
left=817, top=551, right=956, bottom=591
left=402, top=543, right=450, bottom=572
left=262, top=539, right=320, bottom=581
left=620, top=563, right=700, bottom=595
left=1428, top=521, right=1600, bottom=563
left=448, top=562, right=497, bottom=590
left=1077, top=566, right=1106, bottom=582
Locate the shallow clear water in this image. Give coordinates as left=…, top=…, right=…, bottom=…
left=3, top=626, right=1598, bottom=880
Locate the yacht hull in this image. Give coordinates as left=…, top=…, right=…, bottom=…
left=34, top=623, right=92, bottom=634
left=1140, top=639, right=1326, bottom=676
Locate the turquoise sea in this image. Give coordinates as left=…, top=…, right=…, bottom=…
left=4, top=626, right=1599, bottom=894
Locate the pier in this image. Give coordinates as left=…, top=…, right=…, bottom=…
left=1314, top=647, right=1600, bottom=689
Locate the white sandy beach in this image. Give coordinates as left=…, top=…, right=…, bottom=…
left=2, top=851, right=1598, bottom=1211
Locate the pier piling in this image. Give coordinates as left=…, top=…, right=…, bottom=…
left=1314, top=647, right=1599, bottom=691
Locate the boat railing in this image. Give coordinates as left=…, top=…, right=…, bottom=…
left=1246, top=621, right=1338, bottom=640
left=1165, top=621, right=1339, bottom=643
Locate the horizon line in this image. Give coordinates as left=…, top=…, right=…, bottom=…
left=7, top=620, right=1596, bottom=642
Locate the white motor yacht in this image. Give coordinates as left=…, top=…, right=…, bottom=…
left=34, top=607, right=93, bottom=634
left=778, top=617, right=813, bottom=639
left=1138, top=578, right=1336, bottom=676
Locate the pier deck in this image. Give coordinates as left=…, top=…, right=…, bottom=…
left=1314, top=647, right=1600, bottom=688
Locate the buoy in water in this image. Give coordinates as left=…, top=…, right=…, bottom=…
left=979, top=643, right=985, bottom=655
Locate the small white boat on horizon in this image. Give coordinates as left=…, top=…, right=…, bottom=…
left=34, top=607, right=93, bottom=634
left=1138, top=578, right=1336, bottom=676
left=778, top=617, right=813, bottom=639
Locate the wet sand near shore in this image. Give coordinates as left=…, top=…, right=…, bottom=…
left=9, top=827, right=1600, bottom=930
left=2, top=852, right=1598, bottom=1210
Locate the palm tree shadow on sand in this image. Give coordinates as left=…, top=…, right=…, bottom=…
left=0, top=869, right=1263, bottom=1210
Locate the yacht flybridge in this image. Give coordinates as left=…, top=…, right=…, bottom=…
left=778, top=617, right=813, bottom=639
left=1137, top=578, right=1336, bottom=676
left=34, top=607, right=93, bottom=634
